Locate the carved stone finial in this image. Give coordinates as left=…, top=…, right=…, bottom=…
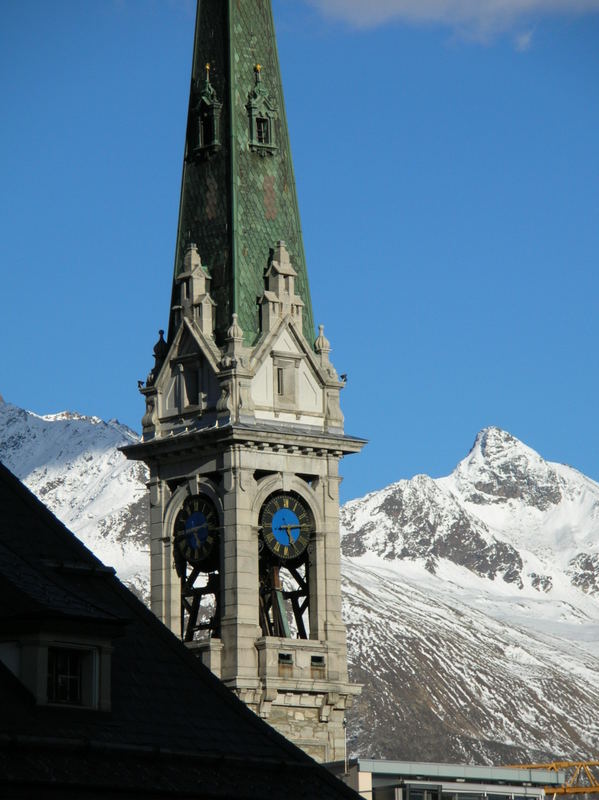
left=226, top=313, right=244, bottom=341
left=146, top=329, right=168, bottom=387
left=314, top=324, right=331, bottom=354
left=222, top=313, right=247, bottom=365
left=154, top=329, right=168, bottom=361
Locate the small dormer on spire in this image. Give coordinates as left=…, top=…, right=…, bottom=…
left=247, top=64, right=277, bottom=156
left=190, top=62, right=222, bottom=158
left=172, top=242, right=216, bottom=336
left=259, top=242, right=304, bottom=335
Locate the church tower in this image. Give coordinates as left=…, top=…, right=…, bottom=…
left=124, top=0, right=364, bottom=763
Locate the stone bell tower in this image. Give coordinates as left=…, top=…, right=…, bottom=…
left=123, top=0, right=364, bottom=763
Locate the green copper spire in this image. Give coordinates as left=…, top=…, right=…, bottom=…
left=169, top=0, right=315, bottom=346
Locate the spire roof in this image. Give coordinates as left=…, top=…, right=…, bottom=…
left=169, top=0, right=315, bottom=346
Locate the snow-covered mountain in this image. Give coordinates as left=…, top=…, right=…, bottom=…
left=2, top=398, right=599, bottom=763
left=343, top=428, right=599, bottom=597
left=342, top=427, right=599, bottom=762
left=0, top=399, right=150, bottom=598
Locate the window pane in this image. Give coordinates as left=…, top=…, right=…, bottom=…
left=257, top=117, right=269, bottom=144
left=47, top=647, right=83, bottom=705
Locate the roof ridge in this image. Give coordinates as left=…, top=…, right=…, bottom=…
left=0, top=461, right=104, bottom=567
left=0, top=462, right=127, bottom=623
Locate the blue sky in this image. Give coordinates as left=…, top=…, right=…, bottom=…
left=1, top=1, right=598, bottom=501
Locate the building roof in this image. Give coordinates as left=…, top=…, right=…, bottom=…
left=0, top=462, right=359, bottom=799
left=349, top=759, right=565, bottom=787
left=327, top=759, right=567, bottom=800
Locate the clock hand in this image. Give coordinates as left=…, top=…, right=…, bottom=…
left=182, top=523, right=219, bottom=535
left=174, top=524, right=218, bottom=545
left=278, top=523, right=301, bottom=544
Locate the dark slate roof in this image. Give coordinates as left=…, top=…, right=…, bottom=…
left=0, top=462, right=359, bottom=799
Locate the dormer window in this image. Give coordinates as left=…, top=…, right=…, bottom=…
left=191, top=64, right=222, bottom=159
left=247, top=65, right=277, bottom=155
left=0, top=635, right=112, bottom=711
left=194, top=101, right=221, bottom=154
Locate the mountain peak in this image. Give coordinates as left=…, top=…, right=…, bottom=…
left=452, top=427, right=562, bottom=510
left=468, top=426, right=540, bottom=468
left=341, top=425, right=599, bottom=594
left=474, top=425, right=519, bottom=451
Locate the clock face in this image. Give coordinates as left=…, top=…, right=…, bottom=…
left=173, top=495, right=219, bottom=566
left=259, top=491, right=314, bottom=562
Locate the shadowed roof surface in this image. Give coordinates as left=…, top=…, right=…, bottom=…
left=0, top=462, right=359, bottom=799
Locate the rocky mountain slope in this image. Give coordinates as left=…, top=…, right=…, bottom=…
left=2, top=398, right=599, bottom=764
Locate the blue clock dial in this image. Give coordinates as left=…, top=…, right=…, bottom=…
left=184, top=511, right=210, bottom=548
left=271, top=508, right=301, bottom=545
left=259, top=492, right=314, bottom=562
left=174, top=495, right=219, bottom=566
